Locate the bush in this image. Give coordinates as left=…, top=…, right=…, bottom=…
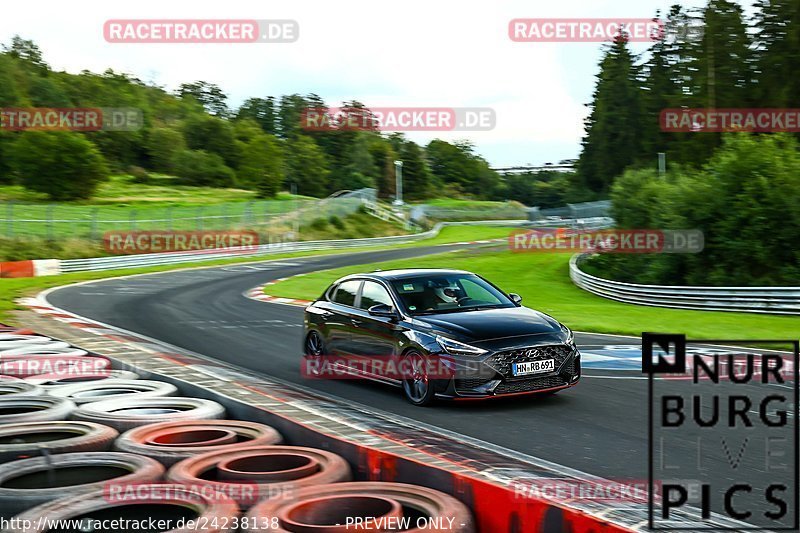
left=128, top=165, right=150, bottom=184
left=8, top=131, right=109, bottom=200
left=602, top=133, right=800, bottom=286
left=0, top=236, right=104, bottom=261
left=308, top=218, right=328, bottom=231
left=145, top=127, right=186, bottom=173
left=174, top=149, right=235, bottom=187
left=328, top=215, right=345, bottom=230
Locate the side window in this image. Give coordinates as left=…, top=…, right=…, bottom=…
left=332, top=280, right=360, bottom=307
left=359, top=281, right=393, bottom=309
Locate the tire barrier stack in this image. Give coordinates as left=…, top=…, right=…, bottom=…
left=0, top=328, right=477, bottom=532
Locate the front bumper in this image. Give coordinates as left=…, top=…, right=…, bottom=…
left=433, top=344, right=581, bottom=400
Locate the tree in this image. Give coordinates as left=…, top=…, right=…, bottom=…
left=278, top=94, right=313, bottom=139
left=426, top=139, right=501, bottom=197
left=285, top=135, right=330, bottom=197
left=236, top=133, right=285, bottom=198
left=577, top=34, right=642, bottom=193
left=236, top=97, right=277, bottom=135
left=691, top=0, right=752, bottom=109
left=145, top=127, right=186, bottom=173
left=397, top=140, right=431, bottom=200
left=3, top=36, right=47, bottom=70
left=182, top=114, right=239, bottom=167
left=367, top=136, right=397, bottom=198
left=173, top=150, right=235, bottom=187
left=178, top=81, right=229, bottom=116
left=328, top=132, right=377, bottom=193
left=9, top=132, right=109, bottom=200
left=753, top=0, right=800, bottom=108
left=639, top=7, right=695, bottom=162
left=678, top=0, right=753, bottom=163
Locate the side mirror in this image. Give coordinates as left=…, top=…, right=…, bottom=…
left=368, top=304, right=398, bottom=318
left=508, top=293, right=523, bottom=305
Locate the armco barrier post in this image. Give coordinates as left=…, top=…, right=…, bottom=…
left=90, top=208, right=99, bottom=239
left=5, top=201, right=13, bottom=237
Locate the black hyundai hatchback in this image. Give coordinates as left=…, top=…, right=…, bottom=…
left=303, top=268, right=580, bottom=405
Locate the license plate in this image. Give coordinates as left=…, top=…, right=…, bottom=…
left=513, top=359, right=555, bottom=376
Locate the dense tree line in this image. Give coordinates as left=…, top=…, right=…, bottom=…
left=0, top=37, right=570, bottom=205
left=578, top=0, right=800, bottom=286
left=578, top=0, right=800, bottom=193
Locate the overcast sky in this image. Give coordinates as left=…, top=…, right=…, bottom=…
left=4, top=0, right=738, bottom=166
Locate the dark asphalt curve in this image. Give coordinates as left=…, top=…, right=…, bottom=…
left=47, top=244, right=796, bottom=526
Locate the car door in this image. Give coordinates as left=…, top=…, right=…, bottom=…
left=350, top=280, right=400, bottom=381
left=325, top=279, right=362, bottom=356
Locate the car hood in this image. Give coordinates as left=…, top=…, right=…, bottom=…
left=413, top=306, right=562, bottom=343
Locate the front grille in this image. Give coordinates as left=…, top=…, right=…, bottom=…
left=489, top=344, right=572, bottom=377
left=494, top=375, right=566, bottom=394
left=455, top=377, right=492, bottom=392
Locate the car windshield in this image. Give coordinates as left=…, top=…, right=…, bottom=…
left=390, top=273, right=514, bottom=315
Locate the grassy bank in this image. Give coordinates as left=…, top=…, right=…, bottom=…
left=0, top=208, right=413, bottom=261
left=0, top=174, right=308, bottom=206
left=265, top=249, right=800, bottom=340
left=0, top=174, right=315, bottom=239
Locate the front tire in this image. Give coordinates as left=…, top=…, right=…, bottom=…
left=401, top=350, right=435, bottom=406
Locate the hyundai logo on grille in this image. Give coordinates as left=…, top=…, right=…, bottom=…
left=525, top=349, right=538, bottom=357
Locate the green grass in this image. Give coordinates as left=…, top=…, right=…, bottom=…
left=0, top=174, right=314, bottom=239
left=421, top=198, right=521, bottom=209
left=413, top=225, right=509, bottom=245
left=414, top=198, right=529, bottom=221
left=266, top=250, right=800, bottom=340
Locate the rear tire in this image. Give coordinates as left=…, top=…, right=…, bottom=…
left=401, top=350, right=435, bottom=406
left=304, top=331, right=326, bottom=376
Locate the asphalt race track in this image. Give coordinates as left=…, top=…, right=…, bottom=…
left=47, top=244, right=797, bottom=527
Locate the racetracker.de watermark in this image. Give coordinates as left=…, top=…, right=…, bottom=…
left=509, top=229, right=704, bottom=253
left=512, top=478, right=657, bottom=503
left=103, top=231, right=259, bottom=255
left=0, top=357, right=110, bottom=377
left=301, top=354, right=483, bottom=380
left=104, top=19, right=298, bottom=43
left=0, top=108, right=142, bottom=131
left=661, top=108, right=800, bottom=132
left=103, top=482, right=290, bottom=507
left=509, top=18, right=663, bottom=42
left=300, top=107, right=495, bottom=132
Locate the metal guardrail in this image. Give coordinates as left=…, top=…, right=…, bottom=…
left=570, top=254, right=800, bottom=315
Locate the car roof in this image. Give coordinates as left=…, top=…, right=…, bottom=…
left=338, top=268, right=473, bottom=282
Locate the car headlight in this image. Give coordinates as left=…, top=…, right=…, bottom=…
left=561, top=324, right=575, bottom=346
left=435, top=335, right=487, bottom=357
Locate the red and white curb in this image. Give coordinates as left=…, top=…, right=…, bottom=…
left=19, top=296, right=142, bottom=340
left=244, top=275, right=311, bottom=307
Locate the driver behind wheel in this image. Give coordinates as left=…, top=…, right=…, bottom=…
left=423, top=278, right=463, bottom=309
